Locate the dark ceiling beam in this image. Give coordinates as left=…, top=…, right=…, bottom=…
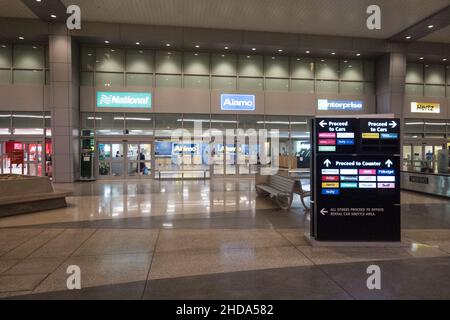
left=21, top=0, right=67, bottom=23
left=389, top=5, right=450, bottom=42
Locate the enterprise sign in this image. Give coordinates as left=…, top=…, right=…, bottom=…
left=318, top=99, right=363, bottom=111
left=411, top=102, right=440, bottom=113
left=221, top=94, right=255, bottom=111
left=97, top=92, right=152, bottom=109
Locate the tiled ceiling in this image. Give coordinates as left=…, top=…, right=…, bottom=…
left=0, top=0, right=36, bottom=18
left=56, top=0, right=450, bottom=39
left=420, top=25, right=450, bottom=43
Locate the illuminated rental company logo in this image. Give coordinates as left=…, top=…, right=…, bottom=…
left=411, top=102, right=440, bottom=114
left=318, top=99, right=363, bottom=111
left=221, top=94, right=255, bottom=111
left=96, top=92, right=152, bottom=109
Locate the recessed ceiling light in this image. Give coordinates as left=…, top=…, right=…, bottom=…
left=296, top=58, right=301, bottom=61
left=18, top=36, right=24, bottom=40
left=224, top=46, right=229, bottom=50
left=32, top=46, right=37, bottom=49
left=138, top=50, right=143, bottom=54
left=195, top=45, right=200, bottom=48
left=87, top=53, right=92, bottom=56
left=356, top=53, right=361, bottom=56
left=405, top=36, right=412, bottom=40
left=50, top=14, right=56, bottom=18
left=165, top=43, right=170, bottom=47
left=221, top=54, right=225, bottom=57
left=246, top=55, right=251, bottom=58
left=104, top=40, right=109, bottom=44
left=135, top=42, right=141, bottom=45
left=419, top=57, right=424, bottom=60
left=278, top=49, right=283, bottom=52
left=344, top=60, right=348, bottom=63
left=271, top=57, right=275, bottom=60
left=443, top=58, right=448, bottom=62
left=427, top=25, right=434, bottom=29
left=305, top=50, right=310, bottom=54
left=331, top=52, right=336, bottom=55
left=111, top=49, right=115, bottom=52
left=252, top=48, right=256, bottom=51
left=1, top=45, right=6, bottom=48
left=35, top=0, right=41, bottom=2
left=320, top=59, right=325, bottom=62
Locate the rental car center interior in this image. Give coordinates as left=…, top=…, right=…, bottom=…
left=0, top=0, right=450, bottom=300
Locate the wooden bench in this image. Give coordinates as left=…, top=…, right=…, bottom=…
left=255, top=175, right=296, bottom=210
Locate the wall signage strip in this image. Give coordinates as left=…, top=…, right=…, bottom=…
left=410, top=102, right=440, bottom=113
left=221, top=94, right=256, bottom=111
left=317, top=99, right=363, bottom=111
left=97, top=92, right=152, bottom=109
left=311, top=117, right=401, bottom=242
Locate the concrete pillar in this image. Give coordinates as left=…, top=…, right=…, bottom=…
left=48, top=24, right=79, bottom=182
left=375, top=52, right=407, bottom=116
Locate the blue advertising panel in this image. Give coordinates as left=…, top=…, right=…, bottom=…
left=221, top=94, right=255, bottom=111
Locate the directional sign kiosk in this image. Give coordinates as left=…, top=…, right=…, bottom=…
left=311, top=118, right=401, bottom=242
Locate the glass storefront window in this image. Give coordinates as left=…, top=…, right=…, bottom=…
left=182, top=114, right=211, bottom=130
left=155, top=51, right=182, bottom=74
left=264, top=56, right=289, bottom=78
left=95, top=113, right=124, bottom=135
left=0, top=69, right=11, bottom=84
left=340, top=60, right=363, bottom=81
left=238, top=77, right=263, bottom=91
left=291, top=79, right=314, bottom=93
left=156, top=74, right=182, bottom=88
left=184, top=75, right=209, bottom=89
left=211, top=76, right=236, bottom=90
left=125, top=113, right=153, bottom=135
left=155, top=114, right=180, bottom=137
left=13, top=70, right=44, bottom=84
left=316, top=80, right=339, bottom=93
left=183, top=52, right=210, bottom=75
left=96, top=48, right=124, bottom=72
left=81, top=113, right=96, bottom=129
left=13, top=45, right=45, bottom=69
left=12, top=112, right=45, bottom=135
left=265, top=78, right=289, bottom=91
left=238, top=55, right=263, bottom=77
left=211, top=54, right=237, bottom=76
left=126, top=73, right=153, bottom=87
left=404, top=120, right=424, bottom=133
left=0, top=45, right=12, bottom=68
left=315, top=59, right=339, bottom=80
left=126, top=49, right=153, bottom=73
left=237, top=115, right=265, bottom=131
left=95, top=72, right=124, bottom=87
left=340, top=81, right=364, bottom=95
left=291, top=58, right=314, bottom=79
left=81, top=48, right=95, bottom=71
left=0, top=112, right=11, bottom=135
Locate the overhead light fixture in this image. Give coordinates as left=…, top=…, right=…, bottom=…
left=271, top=57, right=275, bottom=60
left=443, top=58, right=448, bottom=62
left=246, top=55, right=251, bottom=58
left=195, top=45, right=200, bottom=48
left=356, top=53, right=361, bottom=56
left=224, top=46, right=229, bottom=50
left=32, top=46, right=37, bottom=49
left=50, top=14, right=56, bottom=18
left=221, top=54, right=225, bottom=57
left=305, top=50, right=310, bottom=54
left=252, top=48, right=256, bottom=51
left=135, top=41, right=141, bottom=45
left=343, top=60, right=348, bottom=63
left=194, top=53, right=198, bottom=56
left=320, top=59, right=325, bottom=62
left=35, top=0, right=41, bottom=2
left=405, top=36, right=412, bottom=40
left=18, top=36, right=24, bottom=40
left=419, top=57, right=424, bottom=60
left=87, top=53, right=92, bottom=56
left=331, top=52, right=336, bottom=55
left=278, top=49, right=283, bottom=52
left=1, top=45, right=6, bottom=48
left=296, top=58, right=301, bottom=61
left=165, top=43, right=170, bottom=47
left=104, top=40, right=109, bottom=44
left=427, top=25, right=434, bottom=29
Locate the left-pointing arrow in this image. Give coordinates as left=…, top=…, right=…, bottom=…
left=320, top=208, right=328, bottom=216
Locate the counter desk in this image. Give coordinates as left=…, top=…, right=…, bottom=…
left=401, top=171, right=450, bottom=198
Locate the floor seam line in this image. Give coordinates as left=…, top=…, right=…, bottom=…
left=141, top=228, right=161, bottom=300
left=0, top=228, right=47, bottom=262
left=30, top=228, right=99, bottom=294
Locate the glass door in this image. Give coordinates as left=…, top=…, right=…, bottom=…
left=127, top=142, right=152, bottom=178
left=97, top=142, right=125, bottom=179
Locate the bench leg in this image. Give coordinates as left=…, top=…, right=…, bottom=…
left=276, top=194, right=293, bottom=210
left=300, top=194, right=310, bottom=210
left=255, top=187, right=268, bottom=197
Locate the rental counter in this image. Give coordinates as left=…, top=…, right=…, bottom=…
left=401, top=171, right=450, bottom=198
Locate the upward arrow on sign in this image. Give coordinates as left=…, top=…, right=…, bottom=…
left=324, top=159, right=331, bottom=167
left=385, top=159, right=393, bottom=167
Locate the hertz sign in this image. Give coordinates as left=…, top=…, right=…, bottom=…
left=411, top=102, right=440, bottom=113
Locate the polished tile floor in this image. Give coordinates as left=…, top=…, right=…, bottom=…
left=0, top=179, right=449, bottom=299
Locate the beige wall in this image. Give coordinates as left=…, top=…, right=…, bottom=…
left=0, top=85, right=50, bottom=111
